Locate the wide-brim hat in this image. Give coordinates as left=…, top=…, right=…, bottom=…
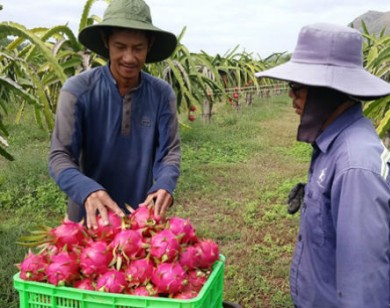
left=255, top=23, right=390, bottom=100
left=78, top=0, right=177, bottom=63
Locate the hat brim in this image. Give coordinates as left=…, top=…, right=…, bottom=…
left=255, top=61, right=390, bottom=100
left=78, top=19, right=177, bottom=63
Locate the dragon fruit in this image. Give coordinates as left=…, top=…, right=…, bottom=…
left=150, top=230, right=181, bottom=263
left=183, top=269, right=209, bottom=293
left=88, top=210, right=122, bottom=243
left=96, top=269, right=127, bottom=294
left=80, top=241, right=112, bottom=277
left=179, top=245, right=201, bottom=270
left=49, top=219, right=87, bottom=250
left=109, top=229, right=147, bottom=269
left=16, top=210, right=220, bottom=297
left=151, top=262, right=187, bottom=294
left=17, top=250, right=48, bottom=282
left=129, top=206, right=163, bottom=231
left=167, top=217, right=198, bottom=245
left=196, top=239, right=220, bottom=269
left=125, top=258, right=154, bottom=287
left=46, top=251, right=79, bottom=286
left=18, top=219, right=87, bottom=251
left=131, top=284, right=158, bottom=297
left=173, top=290, right=198, bottom=299
left=73, top=278, right=95, bottom=290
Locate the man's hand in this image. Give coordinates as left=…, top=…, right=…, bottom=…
left=84, top=190, right=124, bottom=229
left=140, top=189, right=172, bottom=219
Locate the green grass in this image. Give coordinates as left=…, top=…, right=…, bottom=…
left=0, top=95, right=311, bottom=307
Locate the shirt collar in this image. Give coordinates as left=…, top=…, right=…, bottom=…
left=314, top=103, right=363, bottom=153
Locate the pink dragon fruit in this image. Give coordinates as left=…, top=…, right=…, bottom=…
left=73, top=278, right=95, bottom=290
left=96, top=269, right=127, bottom=294
left=131, top=284, right=158, bottom=297
left=173, top=290, right=198, bottom=299
left=150, top=230, right=181, bottom=263
left=109, top=229, right=147, bottom=270
left=18, top=219, right=88, bottom=251
left=167, top=217, right=198, bottom=244
left=46, top=251, right=80, bottom=286
left=196, top=239, right=219, bottom=269
left=125, top=258, right=154, bottom=287
left=17, top=250, right=48, bottom=282
left=179, top=245, right=201, bottom=270
left=49, top=219, right=88, bottom=251
left=80, top=241, right=112, bottom=277
left=128, top=206, right=163, bottom=231
left=88, top=210, right=122, bottom=243
left=182, top=269, right=209, bottom=293
left=151, top=262, right=187, bottom=294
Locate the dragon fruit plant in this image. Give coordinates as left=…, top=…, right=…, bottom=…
left=16, top=206, right=220, bottom=299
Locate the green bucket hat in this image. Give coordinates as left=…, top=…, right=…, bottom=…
left=78, top=0, right=177, bottom=63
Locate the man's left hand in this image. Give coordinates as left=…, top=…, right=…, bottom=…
left=140, top=189, right=172, bottom=219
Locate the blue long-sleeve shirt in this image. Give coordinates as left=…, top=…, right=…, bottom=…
left=49, top=65, right=180, bottom=221
left=291, top=103, right=390, bottom=308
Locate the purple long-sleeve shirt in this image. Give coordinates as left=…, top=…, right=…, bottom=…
left=291, top=103, right=390, bottom=308
left=49, top=65, right=180, bottom=221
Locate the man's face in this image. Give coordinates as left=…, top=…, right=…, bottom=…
left=288, top=82, right=308, bottom=116
left=107, top=29, right=149, bottom=86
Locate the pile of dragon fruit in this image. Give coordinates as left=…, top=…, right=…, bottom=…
left=16, top=206, right=219, bottom=299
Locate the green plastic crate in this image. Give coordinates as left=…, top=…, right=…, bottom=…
left=13, top=255, right=225, bottom=308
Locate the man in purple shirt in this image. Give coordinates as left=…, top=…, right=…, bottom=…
left=256, top=23, right=390, bottom=307
left=49, top=0, right=180, bottom=229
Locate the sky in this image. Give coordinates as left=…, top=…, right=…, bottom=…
left=0, top=0, right=389, bottom=58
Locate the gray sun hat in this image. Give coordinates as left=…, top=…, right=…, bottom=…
left=255, top=23, right=390, bottom=100
left=78, top=0, right=177, bottom=63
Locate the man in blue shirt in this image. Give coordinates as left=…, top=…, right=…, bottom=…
left=256, top=23, right=390, bottom=307
left=49, top=0, right=180, bottom=229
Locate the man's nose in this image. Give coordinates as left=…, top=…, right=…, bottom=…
left=123, top=49, right=135, bottom=62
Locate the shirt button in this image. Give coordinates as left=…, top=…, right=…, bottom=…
left=298, top=234, right=302, bottom=241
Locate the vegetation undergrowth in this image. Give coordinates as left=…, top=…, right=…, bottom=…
left=0, top=94, right=311, bottom=308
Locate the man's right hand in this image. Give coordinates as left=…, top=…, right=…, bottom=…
left=84, top=190, right=124, bottom=229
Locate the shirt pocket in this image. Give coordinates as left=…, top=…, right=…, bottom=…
left=303, top=189, right=326, bottom=247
